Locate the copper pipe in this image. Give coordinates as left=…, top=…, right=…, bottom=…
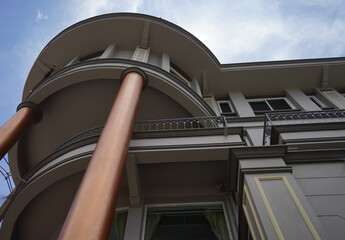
left=0, top=107, right=38, bottom=159
left=58, top=70, right=145, bottom=240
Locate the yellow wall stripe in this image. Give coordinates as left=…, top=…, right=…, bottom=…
left=243, top=185, right=266, bottom=240
left=254, top=176, right=321, bottom=240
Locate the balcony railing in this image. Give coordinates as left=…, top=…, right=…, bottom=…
left=0, top=156, right=13, bottom=195
left=134, top=116, right=227, bottom=132
left=56, top=116, right=228, bottom=150
left=263, top=110, right=345, bottom=145
left=0, top=116, right=227, bottom=202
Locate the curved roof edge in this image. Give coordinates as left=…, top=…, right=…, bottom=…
left=40, top=12, right=221, bottom=66
left=38, top=12, right=345, bottom=73
left=221, top=56, right=345, bottom=70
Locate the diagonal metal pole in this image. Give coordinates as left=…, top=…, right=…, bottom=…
left=58, top=68, right=147, bottom=240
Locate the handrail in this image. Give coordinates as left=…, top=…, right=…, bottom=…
left=56, top=116, right=228, bottom=151
left=134, top=116, right=227, bottom=132
left=0, top=116, right=228, bottom=201
left=262, top=109, right=345, bottom=145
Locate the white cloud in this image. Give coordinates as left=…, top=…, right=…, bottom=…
left=71, top=0, right=116, bottom=20
left=67, top=0, right=143, bottom=23
left=36, top=9, right=48, bottom=21
left=298, top=0, right=344, bottom=7
left=144, top=0, right=286, bottom=62
left=128, top=0, right=143, bottom=12
left=25, top=1, right=345, bottom=65
left=142, top=0, right=345, bottom=63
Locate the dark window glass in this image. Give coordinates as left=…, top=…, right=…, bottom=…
left=159, top=214, right=210, bottom=225
left=146, top=205, right=227, bottom=240
left=80, top=50, right=104, bottom=61
left=170, top=63, right=191, bottom=85
left=310, top=97, right=325, bottom=109
left=249, top=101, right=271, bottom=111
left=267, top=99, right=292, bottom=110
left=155, top=214, right=217, bottom=240
left=186, top=215, right=209, bottom=224
left=219, top=102, right=232, bottom=113
left=160, top=215, right=185, bottom=225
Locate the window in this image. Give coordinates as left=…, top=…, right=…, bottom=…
left=267, top=99, right=292, bottom=110
left=109, top=211, right=128, bottom=240
left=144, top=205, right=230, bottom=240
left=309, top=96, right=328, bottom=109
left=249, top=101, right=271, bottom=111
left=248, top=98, right=295, bottom=113
left=79, top=50, right=104, bottom=62
left=170, top=63, right=191, bottom=86
left=217, top=101, right=234, bottom=115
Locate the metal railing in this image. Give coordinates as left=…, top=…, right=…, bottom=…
left=263, top=110, right=345, bottom=145
left=0, top=116, right=228, bottom=209
left=56, top=126, right=105, bottom=150
left=0, top=157, right=13, bottom=193
left=134, top=116, right=227, bottom=132
left=56, top=116, right=228, bottom=150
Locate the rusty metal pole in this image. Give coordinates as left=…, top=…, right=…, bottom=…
left=58, top=68, right=147, bottom=240
left=0, top=102, right=41, bottom=159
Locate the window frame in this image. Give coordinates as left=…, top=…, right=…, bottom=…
left=142, top=202, right=231, bottom=240
left=170, top=66, right=190, bottom=86
left=169, top=63, right=191, bottom=87
left=308, top=95, right=329, bottom=109
left=248, top=97, right=296, bottom=114
left=79, top=50, right=104, bottom=62
left=216, top=100, right=235, bottom=116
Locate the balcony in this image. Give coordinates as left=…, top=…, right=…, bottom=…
left=263, top=110, right=345, bottom=145
left=0, top=116, right=231, bottom=212
left=56, top=116, right=229, bottom=151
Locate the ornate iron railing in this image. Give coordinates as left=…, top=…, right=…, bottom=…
left=263, top=110, right=345, bottom=145
left=134, top=116, right=227, bottom=132
left=56, top=116, right=228, bottom=150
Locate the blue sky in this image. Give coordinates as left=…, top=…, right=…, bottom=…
left=0, top=0, right=345, bottom=197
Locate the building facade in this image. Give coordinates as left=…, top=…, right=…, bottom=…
left=0, top=13, right=345, bottom=239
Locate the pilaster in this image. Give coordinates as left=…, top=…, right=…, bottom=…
left=228, top=92, right=255, bottom=117
left=124, top=205, right=145, bottom=240
left=243, top=172, right=326, bottom=240
left=286, top=88, right=321, bottom=111
left=231, top=146, right=327, bottom=240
